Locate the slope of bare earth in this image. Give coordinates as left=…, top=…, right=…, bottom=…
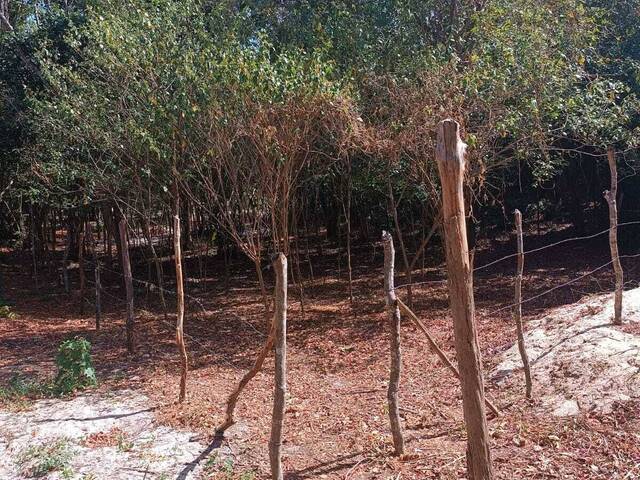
left=493, top=287, right=640, bottom=416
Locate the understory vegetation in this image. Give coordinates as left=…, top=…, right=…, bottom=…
left=0, top=0, right=639, bottom=479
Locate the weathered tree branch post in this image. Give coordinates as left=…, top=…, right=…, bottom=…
left=514, top=210, right=532, bottom=399
left=382, top=230, right=405, bottom=455
left=435, top=119, right=493, bottom=479
left=118, top=218, right=135, bottom=353
left=174, top=214, right=188, bottom=402
left=269, top=253, right=288, bottom=480
left=396, top=298, right=500, bottom=417
left=605, top=147, right=623, bottom=325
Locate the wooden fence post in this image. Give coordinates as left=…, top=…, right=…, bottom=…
left=269, top=253, right=288, bottom=480
left=95, top=261, right=101, bottom=331
left=605, top=147, right=623, bottom=325
left=514, top=210, right=532, bottom=399
left=118, top=218, right=135, bottom=353
left=174, top=214, right=188, bottom=402
left=382, top=230, right=405, bottom=455
left=435, top=119, right=493, bottom=480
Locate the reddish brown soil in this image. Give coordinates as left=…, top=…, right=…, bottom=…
left=1, top=224, right=639, bottom=479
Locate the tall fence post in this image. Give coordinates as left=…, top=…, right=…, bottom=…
left=605, top=146, right=623, bottom=325
left=514, top=210, right=532, bottom=399
left=174, top=214, right=188, bottom=402
left=435, top=119, right=493, bottom=480
left=269, top=253, right=288, bottom=480
left=382, top=230, right=405, bottom=456
left=118, top=218, right=135, bottom=353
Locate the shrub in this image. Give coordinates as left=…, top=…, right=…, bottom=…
left=17, top=438, right=73, bottom=478
left=54, top=337, right=97, bottom=395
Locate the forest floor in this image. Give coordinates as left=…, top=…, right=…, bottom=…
left=1, top=223, right=640, bottom=479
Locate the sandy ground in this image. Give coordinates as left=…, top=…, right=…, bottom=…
left=494, top=287, right=640, bottom=416
left=0, top=389, right=228, bottom=479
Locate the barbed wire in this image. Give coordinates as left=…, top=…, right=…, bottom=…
left=472, top=220, right=640, bottom=273
left=84, top=257, right=268, bottom=338
left=482, top=253, right=640, bottom=318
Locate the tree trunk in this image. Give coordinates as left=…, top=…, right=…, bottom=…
left=95, top=261, right=101, bottom=331
left=78, top=226, right=86, bottom=314
left=435, top=119, right=493, bottom=480
left=387, top=179, right=413, bottom=308
left=382, top=231, right=405, bottom=456
left=342, top=175, right=354, bottom=306
left=62, top=222, right=71, bottom=294
left=119, top=218, right=136, bottom=354
left=605, top=147, right=623, bottom=325
left=269, top=253, right=288, bottom=480
left=174, top=214, right=188, bottom=402
left=142, top=219, right=168, bottom=320
left=514, top=210, right=532, bottom=399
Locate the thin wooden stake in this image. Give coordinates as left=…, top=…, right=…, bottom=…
left=174, top=214, right=188, bottom=402
left=514, top=210, right=532, bottom=399
left=382, top=230, right=405, bottom=456
left=119, top=218, right=135, bottom=354
left=435, top=119, right=493, bottom=480
left=396, top=298, right=500, bottom=417
left=269, top=253, right=287, bottom=480
left=605, top=147, right=624, bottom=325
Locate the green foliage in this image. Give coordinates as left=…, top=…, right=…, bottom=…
left=0, top=305, right=16, bottom=319
left=17, top=437, right=74, bottom=478
left=54, top=337, right=97, bottom=395
left=0, top=374, right=49, bottom=405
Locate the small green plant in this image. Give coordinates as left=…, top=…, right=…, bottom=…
left=202, top=453, right=256, bottom=479
left=17, top=438, right=73, bottom=478
left=0, top=374, right=49, bottom=405
left=54, top=337, right=97, bottom=395
left=0, top=305, right=16, bottom=319
left=116, top=432, right=134, bottom=452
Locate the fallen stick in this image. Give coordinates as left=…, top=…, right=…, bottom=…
left=396, top=297, right=501, bottom=417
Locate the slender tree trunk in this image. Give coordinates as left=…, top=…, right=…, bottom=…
left=30, top=204, right=38, bottom=287
left=254, top=256, right=271, bottom=327
left=119, top=218, right=136, bottom=354
left=436, top=119, right=493, bottom=480
left=387, top=179, right=413, bottom=308
left=174, top=214, right=188, bottom=402
left=95, top=261, right=101, bottom=331
left=605, top=147, right=623, bottom=325
left=78, top=226, right=86, bottom=314
left=269, top=253, right=288, bottom=480
left=514, top=210, right=532, bottom=399
left=62, top=222, right=71, bottom=294
left=382, top=231, right=405, bottom=455
left=143, top=219, right=168, bottom=320
left=341, top=175, right=354, bottom=306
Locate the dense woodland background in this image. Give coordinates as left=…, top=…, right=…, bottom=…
left=0, top=0, right=638, bottom=269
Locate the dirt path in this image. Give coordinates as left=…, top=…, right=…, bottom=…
left=0, top=389, right=227, bottom=479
